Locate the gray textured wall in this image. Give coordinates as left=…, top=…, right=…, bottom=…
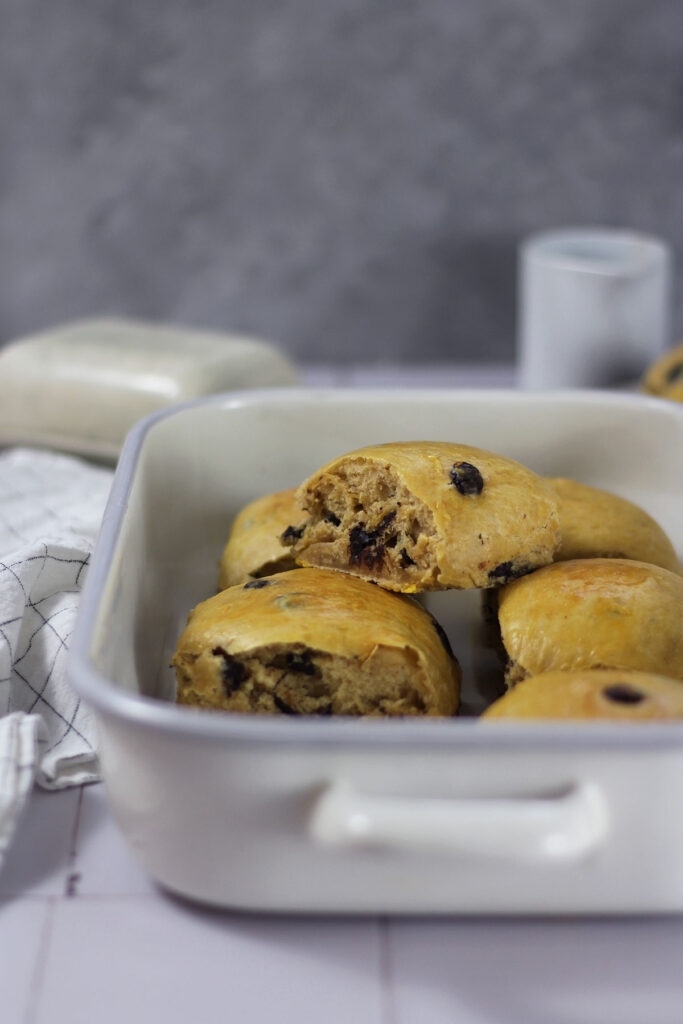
left=1, top=0, right=682, bottom=364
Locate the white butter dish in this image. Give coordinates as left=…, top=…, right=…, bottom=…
left=0, top=318, right=299, bottom=460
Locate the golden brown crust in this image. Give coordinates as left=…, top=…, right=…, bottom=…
left=290, top=441, right=560, bottom=592
left=546, top=477, right=680, bottom=573
left=173, top=568, right=460, bottom=716
left=641, top=343, right=683, bottom=401
left=482, top=668, right=683, bottom=720
left=217, top=488, right=302, bottom=590
left=497, top=558, right=683, bottom=682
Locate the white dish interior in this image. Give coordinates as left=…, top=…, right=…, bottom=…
left=89, top=388, right=682, bottom=717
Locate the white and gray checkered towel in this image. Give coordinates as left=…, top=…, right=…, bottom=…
left=0, top=448, right=113, bottom=865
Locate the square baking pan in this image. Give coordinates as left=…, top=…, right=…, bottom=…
left=69, top=388, right=683, bottom=914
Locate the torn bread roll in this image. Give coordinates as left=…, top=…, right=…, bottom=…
left=287, top=441, right=560, bottom=592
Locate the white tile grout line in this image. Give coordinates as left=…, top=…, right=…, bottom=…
left=22, top=897, right=57, bottom=1024
left=63, top=785, right=85, bottom=899
left=13, top=786, right=87, bottom=1023
left=378, top=917, right=396, bottom=1024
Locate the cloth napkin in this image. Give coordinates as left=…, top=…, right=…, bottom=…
left=0, top=448, right=113, bottom=865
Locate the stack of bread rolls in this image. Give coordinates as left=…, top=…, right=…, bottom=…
left=172, top=439, right=681, bottom=722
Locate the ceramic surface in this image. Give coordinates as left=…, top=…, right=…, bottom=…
left=518, top=229, right=671, bottom=389
left=69, top=388, right=683, bottom=912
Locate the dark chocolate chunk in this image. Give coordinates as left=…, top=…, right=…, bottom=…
left=212, top=646, right=248, bottom=695
left=243, top=579, right=276, bottom=590
left=286, top=651, right=318, bottom=675
left=665, top=361, right=683, bottom=385
left=602, top=683, right=646, bottom=705
left=281, top=524, right=305, bottom=544
left=273, top=693, right=300, bottom=715
left=348, top=511, right=397, bottom=569
left=270, top=649, right=320, bottom=676
left=488, top=560, right=513, bottom=581
left=324, top=511, right=341, bottom=526
left=349, top=524, right=374, bottom=561
left=400, top=547, right=416, bottom=568
left=450, top=462, right=484, bottom=495
left=487, top=561, right=533, bottom=584
left=348, top=525, right=384, bottom=568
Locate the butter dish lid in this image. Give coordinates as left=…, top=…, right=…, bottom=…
left=0, top=318, right=300, bottom=461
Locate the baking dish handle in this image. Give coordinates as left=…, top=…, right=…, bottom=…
left=309, top=780, right=608, bottom=864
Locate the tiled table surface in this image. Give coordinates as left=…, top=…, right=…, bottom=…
left=3, top=364, right=683, bottom=1024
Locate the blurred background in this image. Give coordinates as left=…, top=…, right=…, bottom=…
left=1, top=0, right=682, bottom=365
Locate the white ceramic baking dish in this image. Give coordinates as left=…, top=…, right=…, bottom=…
left=69, top=388, right=683, bottom=914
